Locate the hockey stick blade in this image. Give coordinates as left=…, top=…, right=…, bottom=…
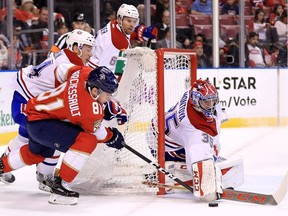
left=143, top=172, right=288, bottom=205
left=222, top=172, right=288, bottom=205
left=122, top=142, right=194, bottom=193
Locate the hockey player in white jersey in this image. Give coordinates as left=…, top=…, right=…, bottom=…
left=0, top=29, right=95, bottom=189
left=147, top=79, right=243, bottom=202
left=88, top=3, right=158, bottom=77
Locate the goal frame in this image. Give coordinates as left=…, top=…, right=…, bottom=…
left=156, top=48, right=197, bottom=195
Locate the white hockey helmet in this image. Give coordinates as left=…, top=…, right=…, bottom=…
left=117, top=4, right=139, bottom=25
left=66, top=29, right=94, bottom=50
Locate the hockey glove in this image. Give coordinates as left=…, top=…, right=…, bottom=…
left=142, top=25, right=158, bottom=41
left=103, top=100, right=127, bottom=125
left=105, top=127, right=125, bottom=150
left=133, top=25, right=158, bottom=42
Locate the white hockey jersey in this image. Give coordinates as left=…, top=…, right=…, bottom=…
left=11, top=49, right=85, bottom=100
left=89, top=20, right=131, bottom=72
left=148, top=90, right=222, bottom=173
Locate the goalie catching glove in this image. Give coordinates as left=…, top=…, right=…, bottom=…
left=103, top=100, right=127, bottom=125
left=104, top=127, right=125, bottom=150
left=132, top=25, right=158, bottom=42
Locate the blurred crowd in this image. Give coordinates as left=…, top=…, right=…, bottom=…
left=0, top=0, right=287, bottom=70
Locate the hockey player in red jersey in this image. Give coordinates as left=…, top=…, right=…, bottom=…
left=88, top=3, right=158, bottom=76
left=0, top=30, right=119, bottom=191
left=147, top=79, right=243, bottom=202
left=0, top=65, right=124, bottom=205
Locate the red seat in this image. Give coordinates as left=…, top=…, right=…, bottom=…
left=220, top=25, right=239, bottom=40
left=235, top=15, right=254, bottom=26
left=219, top=15, right=237, bottom=25
left=194, top=24, right=213, bottom=39
left=189, top=14, right=212, bottom=25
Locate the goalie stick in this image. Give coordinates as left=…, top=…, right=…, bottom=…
left=123, top=142, right=288, bottom=205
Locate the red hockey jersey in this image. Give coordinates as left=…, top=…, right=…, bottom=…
left=25, top=65, right=104, bottom=133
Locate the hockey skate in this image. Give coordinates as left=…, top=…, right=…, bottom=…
left=49, top=176, right=79, bottom=205
left=0, top=154, right=16, bottom=184
left=36, top=171, right=54, bottom=192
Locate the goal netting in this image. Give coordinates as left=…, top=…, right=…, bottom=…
left=69, top=47, right=196, bottom=195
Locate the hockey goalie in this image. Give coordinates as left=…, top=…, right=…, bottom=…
left=146, top=78, right=244, bottom=201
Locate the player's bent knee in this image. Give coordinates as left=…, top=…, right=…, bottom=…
left=70, top=132, right=98, bottom=154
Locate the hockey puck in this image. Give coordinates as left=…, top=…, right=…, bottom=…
left=208, top=202, right=218, bottom=207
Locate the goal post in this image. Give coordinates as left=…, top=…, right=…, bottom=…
left=69, top=47, right=197, bottom=195
left=156, top=48, right=197, bottom=194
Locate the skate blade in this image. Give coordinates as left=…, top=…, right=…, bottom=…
left=38, top=183, right=51, bottom=193
left=0, top=173, right=16, bottom=184
left=48, top=193, right=78, bottom=205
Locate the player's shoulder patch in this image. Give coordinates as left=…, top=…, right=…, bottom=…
left=100, top=25, right=108, bottom=35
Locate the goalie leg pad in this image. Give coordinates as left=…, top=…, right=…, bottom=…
left=192, top=159, right=223, bottom=202
left=216, top=156, right=244, bottom=189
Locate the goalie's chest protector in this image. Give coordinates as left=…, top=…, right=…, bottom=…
left=169, top=91, right=219, bottom=148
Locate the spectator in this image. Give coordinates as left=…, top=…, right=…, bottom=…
left=192, top=41, right=212, bottom=68
left=155, top=9, right=170, bottom=40
left=1, top=1, right=34, bottom=68
left=248, top=8, right=270, bottom=42
left=155, top=27, right=182, bottom=49
left=274, top=12, right=288, bottom=46
left=193, top=33, right=212, bottom=59
left=0, top=38, right=8, bottom=69
left=225, top=33, right=241, bottom=67
left=153, top=0, right=170, bottom=25
left=30, top=6, right=49, bottom=64
left=277, top=42, right=287, bottom=67
left=221, top=0, right=239, bottom=16
left=245, top=31, right=271, bottom=67
left=268, top=4, right=285, bottom=26
left=17, top=0, right=39, bottom=26
left=250, top=0, right=286, bottom=9
left=12, top=33, right=23, bottom=69
left=190, top=0, right=212, bottom=15
left=54, top=22, right=68, bottom=42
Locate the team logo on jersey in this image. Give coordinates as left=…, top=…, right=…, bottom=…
left=93, top=120, right=102, bottom=131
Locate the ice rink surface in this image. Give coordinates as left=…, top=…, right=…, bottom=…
left=0, top=126, right=287, bottom=216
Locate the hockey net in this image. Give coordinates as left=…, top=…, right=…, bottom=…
left=69, top=47, right=196, bottom=195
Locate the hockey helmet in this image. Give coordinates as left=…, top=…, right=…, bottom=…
left=87, top=66, right=119, bottom=100
left=66, top=29, right=94, bottom=50
left=117, top=4, right=139, bottom=25
left=190, top=79, right=219, bottom=121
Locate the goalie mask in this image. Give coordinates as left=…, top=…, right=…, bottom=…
left=87, top=66, right=119, bottom=100
left=190, top=79, right=219, bottom=122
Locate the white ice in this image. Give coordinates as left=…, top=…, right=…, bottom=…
left=0, top=126, right=287, bottom=216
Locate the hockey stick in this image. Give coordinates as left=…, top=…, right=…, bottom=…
left=122, top=142, right=194, bottom=193
left=142, top=173, right=288, bottom=206
left=123, top=142, right=288, bottom=205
